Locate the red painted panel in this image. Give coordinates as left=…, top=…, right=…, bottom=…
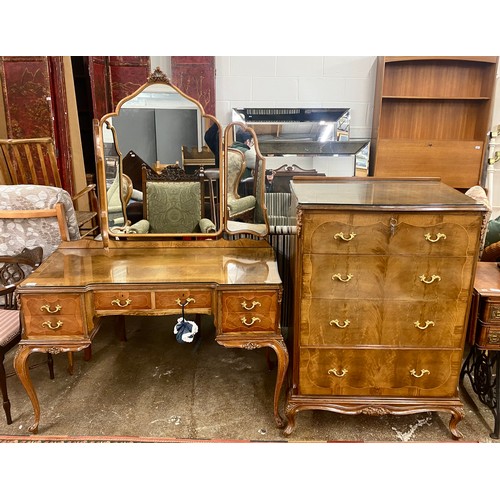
left=108, top=57, right=150, bottom=108
left=89, top=56, right=111, bottom=119
left=171, top=56, right=215, bottom=116
left=0, top=56, right=54, bottom=139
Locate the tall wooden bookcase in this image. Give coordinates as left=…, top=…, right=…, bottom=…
left=370, top=56, right=498, bottom=190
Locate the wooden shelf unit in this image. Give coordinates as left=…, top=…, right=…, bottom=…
left=370, top=56, right=498, bottom=189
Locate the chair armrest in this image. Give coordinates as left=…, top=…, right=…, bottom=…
left=199, top=218, right=216, bottom=233
left=72, top=183, right=97, bottom=201
left=0, top=284, right=16, bottom=297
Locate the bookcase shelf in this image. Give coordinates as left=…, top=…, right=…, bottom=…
left=371, top=56, right=498, bottom=189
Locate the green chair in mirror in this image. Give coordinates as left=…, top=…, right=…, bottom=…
left=141, top=165, right=216, bottom=234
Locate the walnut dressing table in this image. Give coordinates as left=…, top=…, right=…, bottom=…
left=12, top=69, right=290, bottom=435
left=284, top=177, right=486, bottom=439
left=14, top=239, right=288, bottom=434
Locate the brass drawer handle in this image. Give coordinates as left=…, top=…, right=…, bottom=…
left=410, top=369, right=430, bottom=378
left=111, top=298, right=132, bottom=308
left=334, top=232, right=356, bottom=241
left=176, top=297, right=196, bottom=307
left=241, top=300, right=261, bottom=311
left=40, top=304, right=62, bottom=314
left=419, top=274, right=441, bottom=284
left=241, top=317, right=261, bottom=326
left=414, top=320, right=435, bottom=330
left=42, top=320, right=63, bottom=330
left=329, top=319, right=350, bottom=329
left=424, top=232, right=446, bottom=243
left=328, top=368, right=348, bottom=377
left=332, top=273, right=353, bottom=283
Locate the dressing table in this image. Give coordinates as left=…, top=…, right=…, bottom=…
left=13, top=68, right=288, bottom=434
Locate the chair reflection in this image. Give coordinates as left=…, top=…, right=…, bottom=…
left=226, top=149, right=256, bottom=222
left=141, top=165, right=216, bottom=234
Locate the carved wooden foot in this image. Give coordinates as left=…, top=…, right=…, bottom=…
left=13, top=345, right=40, bottom=434
left=449, top=408, right=465, bottom=440
left=267, top=339, right=289, bottom=429
left=283, top=406, right=297, bottom=436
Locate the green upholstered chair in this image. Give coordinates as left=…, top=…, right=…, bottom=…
left=141, top=165, right=216, bottom=234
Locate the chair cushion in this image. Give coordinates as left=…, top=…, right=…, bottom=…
left=0, top=309, right=20, bottom=346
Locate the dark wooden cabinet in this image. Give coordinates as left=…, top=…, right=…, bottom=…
left=370, top=56, right=498, bottom=190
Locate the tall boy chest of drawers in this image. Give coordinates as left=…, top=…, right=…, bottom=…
left=284, top=178, right=486, bottom=438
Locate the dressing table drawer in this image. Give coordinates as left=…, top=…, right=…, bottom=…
left=21, top=294, right=82, bottom=317
left=220, top=290, right=278, bottom=333
left=155, top=289, right=213, bottom=312
left=93, top=291, right=152, bottom=312
left=23, top=315, right=86, bottom=339
left=20, top=294, right=87, bottom=339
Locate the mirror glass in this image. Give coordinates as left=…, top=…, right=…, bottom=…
left=97, top=68, right=223, bottom=239
left=223, top=122, right=269, bottom=237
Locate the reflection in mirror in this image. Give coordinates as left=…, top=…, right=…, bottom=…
left=102, top=120, right=128, bottom=228
left=223, top=122, right=269, bottom=238
left=97, top=68, right=222, bottom=241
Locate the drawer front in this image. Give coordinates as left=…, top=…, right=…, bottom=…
left=476, top=322, right=500, bottom=349
left=23, top=315, right=86, bottom=339
left=301, top=212, right=480, bottom=257
left=300, top=298, right=468, bottom=349
left=21, top=294, right=82, bottom=317
left=298, top=348, right=462, bottom=397
left=155, top=289, right=213, bottom=311
left=93, top=291, right=152, bottom=312
left=302, top=254, right=473, bottom=301
left=20, top=294, right=86, bottom=339
left=480, top=298, right=500, bottom=324
left=220, top=291, right=278, bottom=333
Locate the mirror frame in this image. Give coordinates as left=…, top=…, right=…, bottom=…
left=95, top=67, right=224, bottom=246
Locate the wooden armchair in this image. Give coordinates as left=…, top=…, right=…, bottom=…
left=0, top=137, right=100, bottom=238
left=141, top=165, right=216, bottom=234
left=0, top=247, right=54, bottom=424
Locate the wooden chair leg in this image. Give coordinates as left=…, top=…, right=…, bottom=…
left=0, top=352, right=12, bottom=425
left=84, top=345, right=92, bottom=361
left=67, top=352, right=74, bottom=375
left=265, top=349, right=275, bottom=371
left=116, top=315, right=126, bottom=341
left=47, top=353, right=54, bottom=379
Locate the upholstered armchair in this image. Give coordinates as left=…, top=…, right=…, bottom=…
left=0, top=184, right=81, bottom=259
left=226, top=148, right=256, bottom=221
left=107, top=173, right=134, bottom=227
left=142, top=166, right=216, bottom=234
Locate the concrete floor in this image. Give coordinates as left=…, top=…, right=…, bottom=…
left=1, top=314, right=499, bottom=443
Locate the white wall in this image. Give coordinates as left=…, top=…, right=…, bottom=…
left=155, top=55, right=499, bottom=140
left=215, top=56, right=377, bottom=139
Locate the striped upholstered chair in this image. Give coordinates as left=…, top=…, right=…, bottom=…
left=0, top=184, right=83, bottom=423
left=0, top=246, right=53, bottom=424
